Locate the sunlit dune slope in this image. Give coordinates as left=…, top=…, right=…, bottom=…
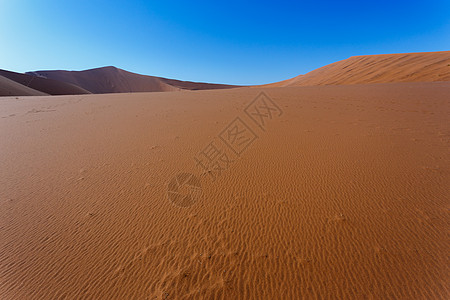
left=264, top=51, right=450, bottom=87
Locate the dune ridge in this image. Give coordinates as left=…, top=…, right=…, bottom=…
left=264, top=51, right=450, bottom=87
left=26, top=66, right=239, bottom=94
left=2, top=51, right=449, bottom=97
left=0, top=75, right=48, bottom=96
left=0, top=69, right=91, bottom=96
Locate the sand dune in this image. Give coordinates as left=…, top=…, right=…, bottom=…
left=265, top=51, right=450, bottom=87
left=1, top=82, right=448, bottom=299
left=0, top=69, right=91, bottom=96
left=2, top=51, right=448, bottom=97
left=27, top=66, right=239, bottom=94
left=0, top=75, right=48, bottom=96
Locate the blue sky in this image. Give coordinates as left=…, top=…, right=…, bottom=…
left=1, top=0, right=449, bottom=85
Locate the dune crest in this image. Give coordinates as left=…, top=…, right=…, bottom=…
left=27, top=66, right=239, bottom=94
left=264, top=51, right=450, bottom=87
left=0, top=69, right=91, bottom=96
left=0, top=75, right=48, bottom=96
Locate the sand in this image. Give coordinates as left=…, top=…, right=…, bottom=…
left=0, top=82, right=449, bottom=299
left=264, top=51, right=450, bottom=87
left=0, top=75, right=48, bottom=97
left=0, top=69, right=91, bottom=96
left=27, top=67, right=239, bottom=94
left=1, top=67, right=238, bottom=97
left=3, top=51, right=448, bottom=97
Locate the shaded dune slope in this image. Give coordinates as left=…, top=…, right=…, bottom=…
left=0, top=69, right=91, bottom=96
left=27, top=67, right=239, bottom=94
left=0, top=75, right=48, bottom=96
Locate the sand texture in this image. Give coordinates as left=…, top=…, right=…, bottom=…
left=1, top=82, right=449, bottom=299
left=264, top=51, right=450, bottom=87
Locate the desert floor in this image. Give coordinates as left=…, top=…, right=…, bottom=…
left=1, top=82, right=449, bottom=299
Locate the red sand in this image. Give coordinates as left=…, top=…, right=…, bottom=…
left=27, top=66, right=239, bottom=94
left=263, top=51, right=450, bottom=87
left=0, top=75, right=48, bottom=97
left=0, top=69, right=91, bottom=96
left=1, top=81, right=449, bottom=299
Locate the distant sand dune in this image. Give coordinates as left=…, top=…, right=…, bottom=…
left=0, top=75, right=48, bottom=96
left=27, top=66, right=239, bottom=94
left=264, top=51, right=450, bottom=87
left=2, top=51, right=448, bottom=97
left=0, top=69, right=91, bottom=96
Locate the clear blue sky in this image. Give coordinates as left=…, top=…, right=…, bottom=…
left=1, top=0, right=449, bottom=85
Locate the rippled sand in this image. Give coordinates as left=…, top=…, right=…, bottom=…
left=1, top=82, right=449, bottom=299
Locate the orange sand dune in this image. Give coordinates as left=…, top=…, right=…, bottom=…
left=0, top=69, right=91, bottom=96
left=0, top=82, right=448, bottom=299
left=0, top=75, right=48, bottom=96
left=2, top=51, right=447, bottom=97
left=27, top=66, right=239, bottom=94
left=264, top=51, right=450, bottom=87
